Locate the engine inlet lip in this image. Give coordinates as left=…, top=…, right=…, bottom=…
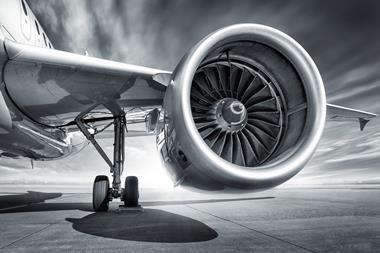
left=174, top=24, right=326, bottom=187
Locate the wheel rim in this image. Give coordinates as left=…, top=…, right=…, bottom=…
left=191, top=60, right=285, bottom=167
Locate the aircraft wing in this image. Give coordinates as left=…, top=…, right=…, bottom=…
left=327, top=103, right=377, bottom=131
left=1, top=39, right=377, bottom=132
left=1, top=39, right=171, bottom=127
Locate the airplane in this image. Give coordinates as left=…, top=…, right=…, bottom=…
left=0, top=0, right=377, bottom=212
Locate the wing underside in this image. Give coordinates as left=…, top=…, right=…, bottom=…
left=1, top=39, right=170, bottom=127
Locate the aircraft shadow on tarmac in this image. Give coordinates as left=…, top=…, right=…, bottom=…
left=0, top=191, right=62, bottom=210
left=64, top=197, right=274, bottom=243
left=67, top=209, right=219, bottom=243
left=0, top=193, right=274, bottom=243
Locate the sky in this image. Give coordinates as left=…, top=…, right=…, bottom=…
left=1, top=0, right=380, bottom=189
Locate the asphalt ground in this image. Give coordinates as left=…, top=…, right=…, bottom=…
left=0, top=186, right=379, bottom=252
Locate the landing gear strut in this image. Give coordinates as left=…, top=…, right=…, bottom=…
left=75, top=104, right=139, bottom=212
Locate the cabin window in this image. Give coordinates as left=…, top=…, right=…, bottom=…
left=21, top=0, right=28, bottom=16
left=35, top=20, right=40, bottom=35
left=43, top=33, right=47, bottom=46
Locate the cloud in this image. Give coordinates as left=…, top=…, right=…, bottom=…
left=29, top=0, right=380, bottom=109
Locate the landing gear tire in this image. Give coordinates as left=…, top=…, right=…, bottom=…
left=93, top=175, right=110, bottom=212
left=124, top=176, right=139, bottom=207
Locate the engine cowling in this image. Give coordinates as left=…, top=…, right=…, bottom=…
left=157, top=24, right=326, bottom=192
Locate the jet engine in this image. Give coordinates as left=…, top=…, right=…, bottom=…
left=157, top=24, right=326, bottom=192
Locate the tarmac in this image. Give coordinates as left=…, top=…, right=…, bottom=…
left=0, top=186, right=379, bottom=252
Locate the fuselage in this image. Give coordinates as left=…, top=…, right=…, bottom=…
left=0, top=0, right=81, bottom=160
left=0, top=0, right=53, bottom=48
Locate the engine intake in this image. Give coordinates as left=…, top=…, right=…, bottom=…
left=192, top=59, right=285, bottom=167
left=158, top=24, right=326, bottom=191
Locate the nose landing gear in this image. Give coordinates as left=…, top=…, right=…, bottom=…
left=75, top=103, right=140, bottom=212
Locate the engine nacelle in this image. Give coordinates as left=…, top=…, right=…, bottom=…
left=157, top=24, right=326, bottom=192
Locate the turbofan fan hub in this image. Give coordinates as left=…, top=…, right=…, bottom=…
left=191, top=60, right=286, bottom=166
left=215, top=98, right=247, bottom=131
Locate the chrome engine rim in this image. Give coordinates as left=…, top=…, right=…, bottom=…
left=172, top=24, right=326, bottom=186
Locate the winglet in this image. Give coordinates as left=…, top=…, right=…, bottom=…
left=359, top=118, right=370, bottom=131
